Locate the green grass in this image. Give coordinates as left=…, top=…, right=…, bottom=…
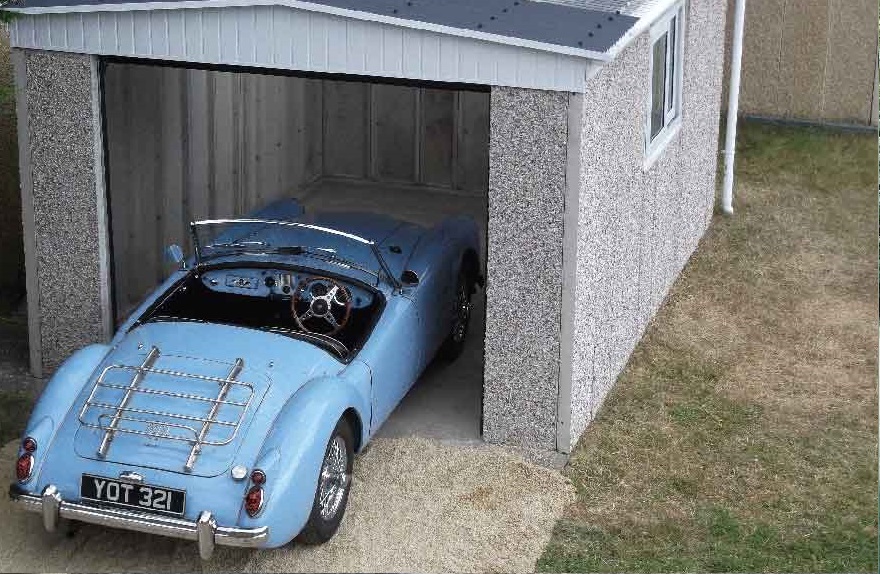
left=538, top=121, right=879, bottom=572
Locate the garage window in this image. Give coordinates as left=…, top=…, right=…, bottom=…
left=645, top=2, right=684, bottom=164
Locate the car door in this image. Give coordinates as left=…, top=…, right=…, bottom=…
left=359, top=293, right=423, bottom=432
left=404, top=240, right=459, bottom=364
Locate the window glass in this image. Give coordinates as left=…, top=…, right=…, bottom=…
left=651, top=33, right=668, bottom=139
left=666, top=15, right=677, bottom=114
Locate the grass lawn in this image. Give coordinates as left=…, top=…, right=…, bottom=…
left=538, top=122, right=879, bottom=572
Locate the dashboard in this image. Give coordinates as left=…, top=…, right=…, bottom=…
left=198, top=268, right=375, bottom=309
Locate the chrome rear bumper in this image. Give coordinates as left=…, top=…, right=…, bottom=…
left=9, top=484, right=268, bottom=560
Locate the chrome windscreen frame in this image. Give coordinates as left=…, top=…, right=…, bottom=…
left=189, top=219, right=402, bottom=292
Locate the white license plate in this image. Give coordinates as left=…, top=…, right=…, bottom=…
left=80, top=474, right=186, bottom=515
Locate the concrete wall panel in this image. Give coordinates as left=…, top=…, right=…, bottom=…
left=824, top=0, right=879, bottom=123
left=20, top=50, right=108, bottom=372
left=724, top=0, right=878, bottom=125
left=733, top=0, right=785, bottom=116
left=482, top=86, right=568, bottom=451
left=778, top=0, right=830, bottom=120
left=570, top=0, right=727, bottom=444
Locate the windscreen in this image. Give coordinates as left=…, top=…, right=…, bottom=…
left=191, top=219, right=395, bottom=286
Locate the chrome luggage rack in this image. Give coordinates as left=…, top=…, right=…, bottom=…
left=78, top=347, right=255, bottom=472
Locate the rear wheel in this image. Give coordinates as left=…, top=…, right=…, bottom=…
left=437, top=270, right=473, bottom=362
left=296, top=417, right=354, bottom=545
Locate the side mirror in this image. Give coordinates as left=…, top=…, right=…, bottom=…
left=165, top=244, right=186, bottom=270
left=401, top=270, right=420, bottom=286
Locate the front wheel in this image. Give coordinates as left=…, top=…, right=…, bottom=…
left=437, top=270, right=473, bottom=362
left=296, top=417, right=354, bottom=545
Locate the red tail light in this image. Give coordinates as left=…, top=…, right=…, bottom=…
left=16, top=453, right=33, bottom=483
left=250, top=469, right=266, bottom=485
left=22, top=437, right=37, bottom=453
left=244, top=486, right=264, bottom=517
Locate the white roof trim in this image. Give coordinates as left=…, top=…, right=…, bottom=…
left=8, top=3, right=602, bottom=92
left=9, top=0, right=615, bottom=61
left=604, top=0, right=679, bottom=58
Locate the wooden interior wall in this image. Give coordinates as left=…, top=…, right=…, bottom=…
left=104, top=63, right=489, bottom=320
left=320, top=81, right=489, bottom=194
left=104, top=63, right=322, bottom=319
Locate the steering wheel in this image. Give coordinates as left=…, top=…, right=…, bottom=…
left=292, top=277, right=352, bottom=336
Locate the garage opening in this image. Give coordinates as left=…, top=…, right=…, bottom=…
left=101, top=61, right=490, bottom=442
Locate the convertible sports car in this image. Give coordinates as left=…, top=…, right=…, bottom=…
left=9, top=199, right=483, bottom=559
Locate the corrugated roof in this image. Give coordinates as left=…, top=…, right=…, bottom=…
left=9, top=0, right=639, bottom=55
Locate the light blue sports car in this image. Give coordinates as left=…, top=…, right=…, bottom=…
left=9, top=199, right=483, bottom=559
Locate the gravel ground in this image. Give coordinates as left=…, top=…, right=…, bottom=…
left=0, top=437, right=574, bottom=573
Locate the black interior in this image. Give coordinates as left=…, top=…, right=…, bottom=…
left=140, top=268, right=383, bottom=360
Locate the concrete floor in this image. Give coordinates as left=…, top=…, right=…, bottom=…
left=300, top=178, right=488, bottom=444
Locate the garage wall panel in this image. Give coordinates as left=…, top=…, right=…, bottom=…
left=483, top=86, right=569, bottom=450
left=320, top=80, right=489, bottom=193
left=823, top=0, right=879, bottom=123
left=421, top=88, right=456, bottom=187
left=105, top=63, right=323, bottom=319
left=372, top=84, right=418, bottom=182
left=323, top=80, right=371, bottom=178
left=183, top=69, right=212, bottom=221
left=570, top=0, right=727, bottom=445
left=19, top=50, right=109, bottom=373
left=106, top=65, right=489, bottom=323
left=723, top=0, right=879, bottom=125
left=777, top=0, right=830, bottom=121
left=456, top=91, right=491, bottom=194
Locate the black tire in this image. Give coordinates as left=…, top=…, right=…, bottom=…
left=296, top=417, right=355, bottom=545
left=437, top=270, right=473, bottom=362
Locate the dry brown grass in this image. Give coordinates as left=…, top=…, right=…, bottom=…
left=539, top=121, right=878, bottom=572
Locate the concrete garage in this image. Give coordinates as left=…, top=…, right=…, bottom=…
left=8, top=0, right=729, bottom=457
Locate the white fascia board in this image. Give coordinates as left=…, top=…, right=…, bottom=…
left=603, top=0, right=680, bottom=59
left=8, top=0, right=615, bottom=61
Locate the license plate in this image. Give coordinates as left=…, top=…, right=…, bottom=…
left=80, top=474, right=186, bottom=516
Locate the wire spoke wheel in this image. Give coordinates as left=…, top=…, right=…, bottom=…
left=451, top=281, right=471, bottom=344
left=297, top=418, right=355, bottom=545
left=317, top=436, right=349, bottom=520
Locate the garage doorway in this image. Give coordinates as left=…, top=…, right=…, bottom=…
left=102, top=60, right=490, bottom=442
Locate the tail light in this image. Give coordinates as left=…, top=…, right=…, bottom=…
left=22, top=437, right=37, bottom=453
left=16, top=453, right=33, bottom=483
left=250, top=469, right=266, bottom=485
left=244, top=486, right=264, bottom=517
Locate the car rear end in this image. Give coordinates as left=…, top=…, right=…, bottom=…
left=9, top=342, right=279, bottom=558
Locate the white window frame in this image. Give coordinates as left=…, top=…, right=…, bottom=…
left=644, top=1, right=685, bottom=168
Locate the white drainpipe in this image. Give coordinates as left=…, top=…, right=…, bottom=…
left=722, top=0, right=747, bottom=215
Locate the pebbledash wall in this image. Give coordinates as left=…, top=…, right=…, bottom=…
left=483, top=87, right=569, bottom=449
left=483, top=0, right=727, bottom=451
left=12, top=0, right=727, bottom=454
left=13, top=50, right=112, bottom=377
left=566, top=0, right=727, bottom=444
